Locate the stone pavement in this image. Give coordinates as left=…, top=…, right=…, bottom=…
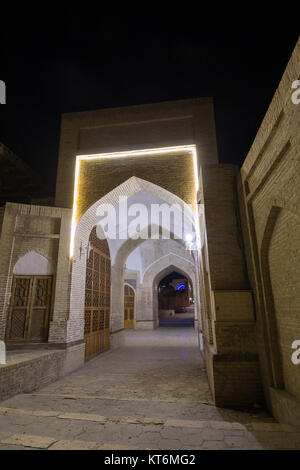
left=0, top=328, right=299, bottom=450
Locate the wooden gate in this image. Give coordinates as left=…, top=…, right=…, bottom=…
left=84, top=228, right=111, bottom=361
left=124, top=284, right=135, bottom=329
left=7, top=275, right=52, bottom=341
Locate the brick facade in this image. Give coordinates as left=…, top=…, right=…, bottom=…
left=0, top=40, right=299, bottom=423
left=238, top=38, right=300, bottom=424
left=55, top=98, right=218, bottom=209
left=0, top=203, right=73, bottom=345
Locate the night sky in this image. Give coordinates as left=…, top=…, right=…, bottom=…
left=0, top=8, right=299, bottom=196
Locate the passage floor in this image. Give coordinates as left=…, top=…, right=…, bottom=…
left=0, top=327, right=299, bottom=450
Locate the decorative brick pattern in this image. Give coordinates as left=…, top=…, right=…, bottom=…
left=0, top=203, right=72, bottom=344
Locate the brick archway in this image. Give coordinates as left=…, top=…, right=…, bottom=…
left=260, top=206, right=283, bottom=389
left=140, top=255, right=200, bottom=330
left=68, top=177, right=200, bottom=346
left=260, top=205, right=300, bottom=402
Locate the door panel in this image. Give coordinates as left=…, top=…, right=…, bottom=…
left=124, top=285, right=135, bottom=329
left=28, top=277, right=52, bottom=340
left=10, top=309, right=27, bottom=339
left=84, top=230, right=111, bottom=361
left=8, top=275, right=52, bottom=341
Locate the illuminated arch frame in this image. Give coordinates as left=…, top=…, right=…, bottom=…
left=70, top=144, right=200, bottom=258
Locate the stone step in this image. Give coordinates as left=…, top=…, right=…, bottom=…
left=0, top=392, right=274, bottom=423
left=0, top=432, right=139, bottom=450
left=0, top=405, right=299, bottom=433
left=1, top=408, right=300, bottom=450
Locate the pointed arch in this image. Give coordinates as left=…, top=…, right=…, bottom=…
left=13, top=250, right=54, bottom=275
left=260, top=205, right=300, bottom=398
left=69, top=176, right=200, bottom=342
left=260, top=206, right=284, bottom=389
left=143, top=256, right=197, bottom=288
left=137, top=254, right=199, bottom=329
left=143, top=254, right=195, bottom=284
left=71, top=176, right=198, bottom=260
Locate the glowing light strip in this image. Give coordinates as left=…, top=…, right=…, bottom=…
left=70, top=155, right=81, bottom=258
left=70, top=144, right=199, bottom=258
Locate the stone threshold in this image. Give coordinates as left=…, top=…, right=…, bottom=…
left=0, top=406, right=299, bottom=433
left=30, top=391, right=214, bottom=404
left=0, top=432, right=139, bottom=450
left=0, top=349, right=64, bottom=368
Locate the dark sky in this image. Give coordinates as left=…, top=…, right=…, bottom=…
left=0, top=8, right=299, bottom=195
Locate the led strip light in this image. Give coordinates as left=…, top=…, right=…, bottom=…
left=70, top=144, right=199, bottom=258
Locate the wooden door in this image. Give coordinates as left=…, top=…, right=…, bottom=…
left=8, top=275, right=52, bottom=341
left=84, top=229, right=111, bottom=361
left=124, top=284, right=135, bottom=329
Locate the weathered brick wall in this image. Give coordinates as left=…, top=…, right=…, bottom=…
left=200, top=165, right=261, bottom=406
left=202, top=165, right=249, bottom=290
left=77, top=151, right=196, bottom=222
left=55, top=99, right=219, bottom=347
left=0, top=203, right=73, bottom=345
left=238, top=38, right=300, bottom=425
left=0, top=343, right=85, bottom=402
left=55, top=98, right=219, bottom=210
left=269, top=210, right=300, bottom=398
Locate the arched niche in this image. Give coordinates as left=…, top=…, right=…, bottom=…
left=13, top=250, right=54, bottom=276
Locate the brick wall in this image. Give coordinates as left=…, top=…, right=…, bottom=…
left=76, top=151, right=196, bottom=222
left=202, top=165, right=249, bottom=290
left=0, top=343, right=85, bottom=402
left=200, top=165, right=261, bottom=406
left=55, top=98, right=219, bottom=209
left=238, top=38, right=300, bottom=425
left=0, top=203, right=73, bottom=344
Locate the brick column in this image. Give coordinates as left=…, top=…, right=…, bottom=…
left=0, top=205, right=16, bottom=341
left=201, top=165, right=263, bottom=407
left=48, top=209, right=72, bottom=344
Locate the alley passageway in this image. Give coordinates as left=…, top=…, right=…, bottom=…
left=0, top=327, right=299, bottom=450
left=34, top=328, right=212, bottom=404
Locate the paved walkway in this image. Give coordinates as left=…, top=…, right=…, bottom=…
left=0, top=328, right=299, bottom=450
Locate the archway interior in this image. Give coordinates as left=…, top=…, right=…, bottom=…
left=73, top=177, right=200, bottom=347
left=158, top=271, right=194, bottom=327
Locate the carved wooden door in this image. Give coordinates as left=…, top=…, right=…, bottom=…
left=8, top=275, right=52, bottom=341
left=124, top=284, right=135, bottom=329
left=84, top=228, right=111, bottom=361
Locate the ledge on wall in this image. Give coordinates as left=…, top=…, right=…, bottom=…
left=269, top=387, right=300, bottom=427
left=0, top=343, right=85, bottom=402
